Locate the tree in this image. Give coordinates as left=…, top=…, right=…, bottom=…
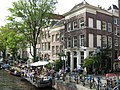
left=8, top=0, right=57, bottom=62
left=0, top=26, right=9, bottom=61
left=0, top=24, right=27, bottom=61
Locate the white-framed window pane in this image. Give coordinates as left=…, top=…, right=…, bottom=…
left=52, top=35, right=55, bottom=42
left=67, top=23, right=71, bottom=31
left=88, top=18, right=93, bottom=28
left=89, top=34, right=93, bottom=48
left=52, top=46, right=55, bottom=55
left=108, top=37, right=112, bottom=48
left=102, top=36, right=107, bottom=48
left=79, top=17, right=84, bottom=29
left=73, top=36, right=77, bottom=47
left=81, top=51, right=84, bottom=64
left=73, top=21, right=77, bottom=30
left=108, top=23, right=112, bottom=32
left=56, top=34, right=59, bottom=41
left=56, top=46, right=59, bottom=53
left=115, top=38, right=118, bottom=46
left=97, top=35, right=101, bottom=47
left=96, top=20, right=101, bottom=30
left=67, top=37, right=71, bottom=48
left=80, top=35, right=84, bottom=46
left=114, top=18, right=119, bottom=25
left=102, top=21, right=107, bottom=30
left=115, top=27, right=119, bottom=35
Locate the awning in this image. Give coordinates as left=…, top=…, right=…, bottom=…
left=30, top=61, right=49, bottom=66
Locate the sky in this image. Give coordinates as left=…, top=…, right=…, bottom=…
left=0, top=0, right=118, bottom=26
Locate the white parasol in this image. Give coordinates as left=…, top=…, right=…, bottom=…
left=30, top=61, right=49, bottom=66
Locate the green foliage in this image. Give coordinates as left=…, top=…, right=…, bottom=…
left=0, top=24, right=27, bottom=61
left=54, top=59, right=63, bottom=71
left=83, top=55, right=101, bottom=68
left=7, top=0, right=57, bottom=61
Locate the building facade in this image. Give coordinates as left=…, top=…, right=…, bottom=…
left=36, top=1, right=120, bottom=71
left=63, top=1, right=119, bottom=71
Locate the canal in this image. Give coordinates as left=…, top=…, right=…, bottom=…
left=0, top=70, right=55, bottom=90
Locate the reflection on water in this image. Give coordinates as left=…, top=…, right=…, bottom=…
left=0, top=70, right=55, bottom=90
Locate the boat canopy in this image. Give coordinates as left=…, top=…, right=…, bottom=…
left=30, top=61, right=49, bottom=66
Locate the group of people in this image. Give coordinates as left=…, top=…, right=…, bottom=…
left=20, top=66, right=55, bottom=81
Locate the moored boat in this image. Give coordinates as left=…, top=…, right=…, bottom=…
left=21, top=76, right=53, bottom=88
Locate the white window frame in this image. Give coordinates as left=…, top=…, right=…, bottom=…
left=108, top=23, right=112, bottom=32
left=108, top=37, right=112, bottom=48
left=88, top=18, right=93, bottom=28
left=102, top=21, right=107, bottom=30
left=79, top=18, right=84, bottom=29
left=73, top=21, right=77, bottom=30
left=96, top=20, right=101, bottom=30
left=115, top=27, right=119, bottom=35
left=67, top=37, right=71, bottom=48
left=80, top=35, right=84, bottom=47
left=67, top=23, right=71, bottom=31
left=102, top=36, right=107, bottom=48
left=73, top=36, right=77, bottom=47
left=115, top=38, right=118, bottom=46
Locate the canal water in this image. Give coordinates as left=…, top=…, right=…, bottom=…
left=0, top=70, right=55, bottom=90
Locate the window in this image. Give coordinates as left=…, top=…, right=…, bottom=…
left=79, top=18, right=84, bottom=29
left=56, top=34, right=59, bottom=41
left=88, top=18, right=93, bottom=28
left=108, top=23, right=112, bottom=32
left=47, top=31, right=50, bottom=38
left=37, top=37, right=40, bottom=44
left=61, top=34, right=64, bottom=41
left=56, top=46, right=59, bottom=53
left=67, top=23, right=71, bottom=31
left=67, top=37, right=71, bottom=48
left=114, top=18, right=119, bottom=25
left=115, top=38, right=118, bottom=46
left=96, top=20, right=101, bottom=30
left=89, top=34, right=93, bottom=48
left=60, top=45, right=63, bottom=53
left=108, top=37, right=112, bottom=48
left=42, top=43, right=45, bottom=50
left=52, top=35, right=55, bottom=42
left=73, top=20, right=77, bottom=30
left=102, top=36, right=107, bottom=48
left=45, top=43, right=47, bottom=50
left=102, top=21, right=107, bottom=30
left=115, top=27, right=119, bottom=35
left=80, top=35, right=84, bottom=46
left=52, top=46, right=55, bottom=55
left=48, top=42, right=50, bottom=50
left=81, top=51, right=84, bottom=64
left=73, top=36, right=77, bottom=47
